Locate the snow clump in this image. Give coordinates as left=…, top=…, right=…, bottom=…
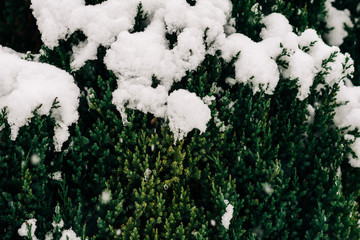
left=324, top=0, right=353, bottom=46
left=60, top=229, right=81, bottom=240
left=221, top=13, right=318, bottom=99
left=31, top=154, right=41, bottom=166
left=18, top=219, right=38, bottom=240
left=101, top=189, right=112, bottom=204
left=0, top=46, right=80, bottom=151
left=221, top=33, right=280, bottom=95
left=49, top=171, right=63, bottom=181
left=167, top=90, right=211, bottom=141
left=221, top=200, right=234, bottom=230
left=334, top=82, right=360, bottom=167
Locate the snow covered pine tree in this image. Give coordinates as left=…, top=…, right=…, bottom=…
left=1, top=0, right=360, bottom=239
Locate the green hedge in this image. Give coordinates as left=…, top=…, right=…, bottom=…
left=1, top=0, right=360, bottom=239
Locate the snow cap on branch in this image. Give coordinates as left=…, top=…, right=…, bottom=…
left=0, top=46, right=80, bottom=151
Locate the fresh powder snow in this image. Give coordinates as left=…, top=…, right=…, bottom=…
left=0, top=46, right=80, bottom=151
left=324, top=0, right=353, bottom=46
left=167, top=89, right=211, bottom=141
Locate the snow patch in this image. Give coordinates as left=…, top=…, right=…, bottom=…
left=260, top=13, right=293, bottom=39
left=282, top=50, right=316, bottom=100
left=60, top=229, right=81, bottom=240
left=49, top=171, right=63, bottom=181
left=31, top=0, right=139, bottom=68
left=221, top=33, right=280, bottom=94
left=52, top=219, right=64, bottom=229
left=334, top=83, right=360, bottom=131
left=262, top=183, right=274, bottom=195
left=0, top=46, right=80, bottom=151
left=18, top=219, right=38, bottom=240
left=112, top=84, right=168, bottom=123
left=324, top=0, right=353, bottom=46
left=167, top=90, right=211, bottom=141
left=101, top=189, right=112, bottom=204
left=30, top=154, right=41, bottom=166
left=221, top=200, right=234, bottom=230
left=306, top=105, right=315, bottom=124
left=349, top=139, right=360, bottom=167
left=144, top=168, right=152, bottom=181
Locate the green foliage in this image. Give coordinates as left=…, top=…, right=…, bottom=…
left=132, top=3, right=148, bottom=33
left=231, top=0, right=264, bottom=41
left=0, top=0, right=41, bottom=52
left=1, top=0, right=360, bottom=240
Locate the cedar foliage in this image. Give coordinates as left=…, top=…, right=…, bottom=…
left=1, top=0, right=360, bottom=239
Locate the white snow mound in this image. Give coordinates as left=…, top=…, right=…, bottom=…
left=324, top=0, right=353, bottom=46
left=167, top=89, right=211, bottom=141
left=0, top=46, right=80, bottom=151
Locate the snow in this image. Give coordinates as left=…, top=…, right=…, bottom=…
left=43, top=207, right=77, bottom=240
left=299, top=31, right=354, bottom=87
left=31, top=0, right=230, bottom=71
left=101, top=189, right=112, bottom=204
left=31, top=0, right=139, bottom=69
left=221, top=200, right=234, bottom=230
left=202, top=95, right=216, bottom=105
left=262, top=183, right=274, bottom=195
left=45, top=232, right=54, bottom=240
left=221, top=33, right=280, bottom=94
left=324, top=0, right=353, bottom=46
left=306, top=105, right=315, bottom=124
left=220, top=13, right=317, bottom=98
left=260, top=13, right=293, bottom=39
left=18, top=219, right=38, bottom=240
left=60, top=229, right=81, bottom=240
left=112, top=84, right=168, bottom=123
left=167, top=90, right=211, bottom=141
left=107, top=22, right=210, bottom=139
left=259, top=14, right=317, bottom=99
left=282, top=50, right=316, bottom=100
left=144, top=168, right=152, bottom=181
left=334, top=83, right=360, bottom=131
left=0, top=46, right=80, bottom=151
left=52, top=219, right=64, bottom=229
left=49, top=171, right=63, bottom=181
left=349, top=139, right=360, bottom=167
left=31, top=154, right=41, bottom=166
left=30, top=0, right=84, bottom=49
left=334, top=83, right=360, bottom=167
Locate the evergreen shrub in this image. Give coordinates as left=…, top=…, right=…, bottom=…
left=1, top=0, right=360, bottom=239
